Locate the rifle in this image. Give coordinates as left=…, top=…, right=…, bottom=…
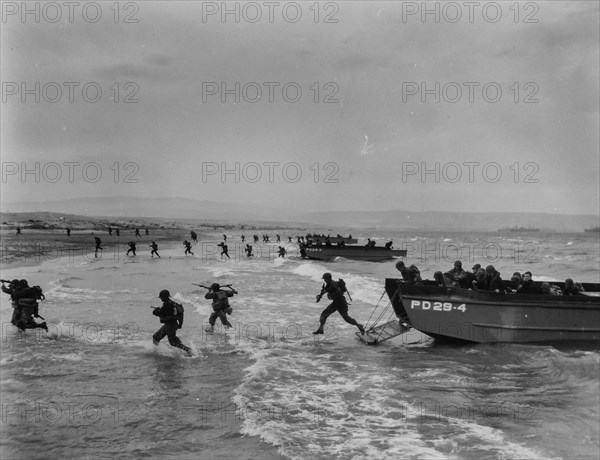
left=345, top=287, right=353, bottom=302
left=193, top=283, right=234, bottom=290
left=1, top=279, right=14, bottom=284
left=192, top=284, right=211, bottom=289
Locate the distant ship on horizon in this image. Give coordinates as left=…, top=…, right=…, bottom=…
left=584, top=226, right=600, bottom=233
left=498, top=225, right=540, bottom=232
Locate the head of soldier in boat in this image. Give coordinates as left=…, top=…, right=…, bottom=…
left=159, top=289, right=171, bottom=300
left=523, top=271, right=532, bottom=282
left=485, top=265, right=495, bottom=274
left=540, top=282, right=551, bottom=294
left=510, top=276, right=521, bottom=288
left=395, top=261, right=405, bottom=271
left=565, top=278, right=574, bottom=288
left=472, top=264, right=481, bottom=272
left=19, top=279, right=29, bottom=287
left=322, top=273, right=332, bottom=281
left=454, top=260, right=462, bottom=268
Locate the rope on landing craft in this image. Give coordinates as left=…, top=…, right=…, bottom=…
left=365, top=288, right=399, bottom=332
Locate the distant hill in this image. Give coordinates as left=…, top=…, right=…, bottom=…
left=301, top=210, right=600, bottom=233
left=1, top=197, right=293, bottom=222
left=2, top=197, right=599, bottom=232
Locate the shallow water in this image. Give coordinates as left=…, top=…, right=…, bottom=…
left=1, top=230, right=599, bottom=459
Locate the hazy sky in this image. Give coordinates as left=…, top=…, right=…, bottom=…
left=1, top=1, right=599, bottom=214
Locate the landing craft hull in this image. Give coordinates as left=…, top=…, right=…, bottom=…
left=384, top=279, right=600, bottom=343
left=304, top=247, right=407, bottom=262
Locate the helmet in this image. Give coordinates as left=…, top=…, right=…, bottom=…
left=159, top=289, right=170, bottom=299
left=211, top=283, right=220, bottom=291
left=322, top=273, right=332, bottom=280
left=395, top=261, right=405, bottom=270
left=454, top=261, right=462, bottom=267
left=11, top=279, right=19, bottom=285
left=20, top=279, right=29, bottom=287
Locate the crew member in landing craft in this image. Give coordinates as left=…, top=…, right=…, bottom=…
left=395, top=261, right=422, bottom=285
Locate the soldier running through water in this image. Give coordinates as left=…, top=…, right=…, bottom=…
left=15, top=283, right=47, bottom=331
left=184, top=240, right=194, bottom=255
left=203, top=283, right=237, bottom=332
left=190, top=231, right=198, bottom=243
left=218, top=242, right=230, bottom=259
left=94, top=237, right=103, bottom=258
left=313, top=273, right=365, bottom=335
left=2, top=279, right=24, bottom=327
left=245, top=244, right=253, bottom=257
left=152, top=290, right=191, bottom=355
left=2, top=279, right=48, bottom=331
left=150, top=241, right=160, bottom=258
left=126, top=241, right=137, bottom=256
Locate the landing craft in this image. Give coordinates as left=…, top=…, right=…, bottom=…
left=380, top=279, right=600, bottom=343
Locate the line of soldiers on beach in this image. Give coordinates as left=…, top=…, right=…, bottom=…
left=90, top=236, right=291, bottom=259
left=395, top=260, right=586, bottom=295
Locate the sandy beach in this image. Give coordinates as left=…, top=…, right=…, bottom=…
left=1, top=212, right=298, bottom=269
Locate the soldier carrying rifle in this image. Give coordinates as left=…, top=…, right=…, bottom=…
left=195, top=283, right=238, bottom=333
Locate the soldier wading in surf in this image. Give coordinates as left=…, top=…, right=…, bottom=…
left=151, top=290, right=191, bottom=355
left=204, top=283, right=237, bottom=332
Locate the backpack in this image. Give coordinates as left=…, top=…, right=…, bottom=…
left=214, top=291, right=230, bottom=309
left=337, top=278, right=347, bottom=293
left=173, top=301, right=184, bottom=321
left=409, top=264, right=420, bottom=276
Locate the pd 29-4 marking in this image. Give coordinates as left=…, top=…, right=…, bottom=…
left=410, top=300, right=466, bottom=312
